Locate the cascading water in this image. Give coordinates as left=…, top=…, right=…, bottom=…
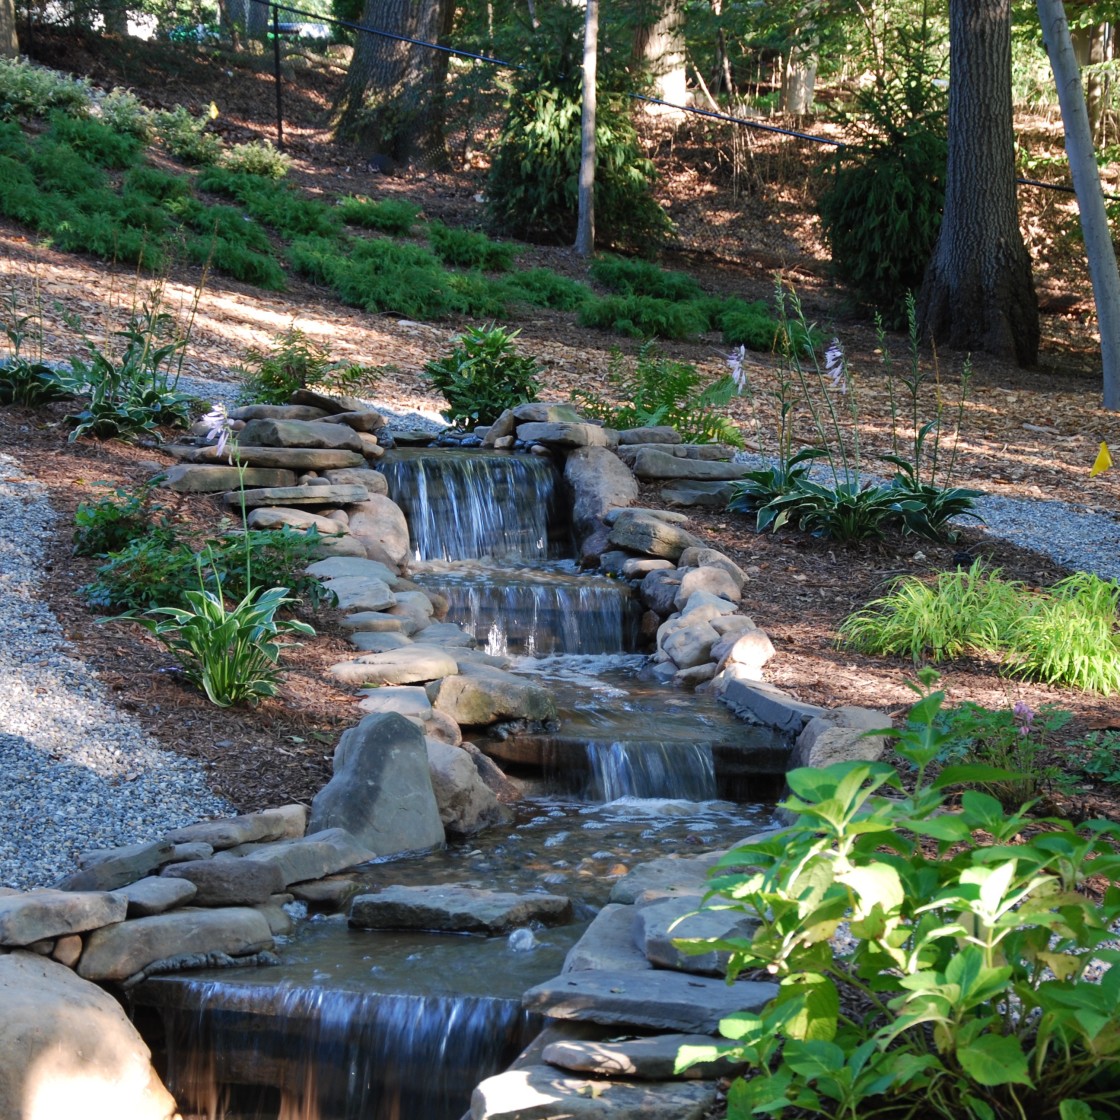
left=379, top=449, right=563, bottom=562
left=584, top=740, right=717, bottom=801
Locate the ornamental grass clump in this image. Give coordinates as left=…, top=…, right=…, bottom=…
left=677, top=672, right=1120, bottom=1120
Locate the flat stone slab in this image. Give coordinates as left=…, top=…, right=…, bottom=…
left=607, top=511, right=700, bottom=561
left=720, top=678, right=825, bottom=733
left=356, top=685, right=433, bottom=719
left=77, top=907, right=274, bottom=983
left=225, top=484, right=369, bottom=509
left=307, top=556, right=400, bottom=584
left=563, top=903, right=651, bottom=974
left=350, top=631, right=414, bottom=653
left=162, top=858, right=286, bottom=906
left=543, top=1033, right=745, bottom=1080
left=432, top=662, right=556, bottom=726
left=57, top=839, right=177, bottom=892
left=0, top=889, right=127, bottom=946
left=247, top=506, right=352, bottom=535
left=290, top=388, right=370, bottom=415
left=322, top=575, right=396, bottom=612
left=242, top=828, right=376, bottom=886
left=328, top=645, right=459, bottom=687
left=171, top=444, right=367, bottom=470
left=160, top=464, right=298, bottom=492
left=609, top=853, right=723, bottom=905
left=237, top=417, right=366, bottom=453
left=618, top=426, right=682, bottom=445
left=633, top=897, right=757, bottom=976
left=111, top=876, right=198, bottom=917
left=515, top=422, right=611, bottom=449
left=628, top=447, right=752, bottom=482
left=349, top=885, right=572, bottom=935
left=322, top=467, right=389, bottom=496
left=472, top=1064, right=716, bottom=1120
left=165, top=805, right=307, bottom=851
left=340, top=610, right=408, bottom=633
left=523, top=969, right=776, bottom=1034
left=660, top=481, right=736, bottom=509
left=230, top=404, right=330, bottom=422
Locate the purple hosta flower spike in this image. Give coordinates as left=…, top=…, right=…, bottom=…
left=1013, top=699, right=1035, bottom=736
left=825, top=337, right=846, bottom=393
left=201, top=402, right=234, bottom=462
left=727, top=345, right=748, bottom=394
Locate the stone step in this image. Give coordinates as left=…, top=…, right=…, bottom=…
left=222, top=483, right=369, bottom=509
left=161, top=463, right=297, bottom=493
left=349, top=884, right=572, bottom=935
left=238, top=418, right=365, bottom=453
left=167, top=444, right=367, bottom=470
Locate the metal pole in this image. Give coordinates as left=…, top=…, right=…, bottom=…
left=272, top=4, right=284, bottom=151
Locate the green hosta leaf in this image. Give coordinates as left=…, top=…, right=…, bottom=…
left=933, top=763, right=1025, bottom=790
left=955, top=1034, right=1032, bottom=1087
left=1059, top=1101, right=1095, bottom=1120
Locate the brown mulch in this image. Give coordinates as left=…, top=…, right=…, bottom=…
left=3, top=31, right=1120, bottom=819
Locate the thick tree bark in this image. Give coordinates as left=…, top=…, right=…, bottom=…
left=632, top=0, right=687, bottom=106
left=1072, top=20, right=1112, bottom=140
left=780, top=51, right=817, bottom=114
left=918, top=0, right=1038, bottom=366
left=1039, top=0, right=1120, bottom=410
left=575, top=0, right=597, bottom=257
left=334, top=0, right=454, bottom=169
left=0, top=0, right=19, bottom=59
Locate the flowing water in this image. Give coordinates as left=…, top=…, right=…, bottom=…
left=143, top=447, right=787, bottom=1120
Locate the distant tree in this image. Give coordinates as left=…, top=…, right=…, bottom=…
left=334, top=0, right=455, bottom=168
left=1, top=0, right=18, bottom=59
left=632, top=0, right=687, bottom=105
left=918, top=0, right=1039, bottom=366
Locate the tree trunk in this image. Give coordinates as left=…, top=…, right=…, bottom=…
left=0, top=0, right=19, bottom=59
left=632, top=0, right=687, bottom=107
left=780, top=50, right=817, bottom=114
left=334, top=0, right=454, bottom=169
left=575, top=0, right=597, bottom=257
left=1039, top=0, right=1120, bottom=410
left=1072, top=20, right=1113, bottom=141
left=917, top=0, right=1038, bottom=366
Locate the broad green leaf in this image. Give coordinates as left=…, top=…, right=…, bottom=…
left=774, top=973, right=839, bottom=1041
left=955, top=1034, right=1033, bottom=1087
left=839, top=862, right=904, bottom=918
left=1059, top=1102, right=1094, bottom=1120
left=934, top=764, right=1024, bottom=790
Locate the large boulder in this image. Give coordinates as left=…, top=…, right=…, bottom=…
left=792, top=707, right=892, bottom=769
left=608, top=511, right=700, bottom=561
left=328, top=645, right=458, bottom=686
left=237, top=418, right=366, bottom=453
left=0, top=890, right=126, bottom=947
left=431, top=662, right=557, bottom=726
left=347, top=495, right=411, bottom=569
left=0, top=952, right=178, bottom=1120
left=308, top=713, right=445, bottom=856
left=563, top=447, right=638, bottom=539
left=426, top=740, right=512, bottom=836
left=349, top=884, right=571, bottom=935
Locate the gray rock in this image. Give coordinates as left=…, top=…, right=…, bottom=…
left=712, top=628, right=775, bottom=678
left=792, top=707, right=892, bottom=769
left=290, top=388, right=369, bottom=415
left=387, top=589, right=436, bottom=633
left=620, top=557, right=675, bottom=578
left=347, top=495, right=411, bottom=569
left=633, top=897, right=756, bottom=976
left=243, top=828, right=376, bottom=886
left=629, top=447, right=752, bottom=481
left=721, top=679, right=825, bottom=733
left=432, top=662, right=557, bottom=726
left=522, top=969, right=776, bottom=1034
left=357, top=685, right=433, bottom=719
left=481, top=409, right=518, bottom=446
left=289, top=878, right=362, bottom=911
left=350, top=631, right=414, bottom=653
left=543, top=1033, right=744, bottom=1080
left=307, top=556, right=399, bottom=584
left=639, top=569, right=683, bottom=615
left=168, top=444, right=367, bottom=470
left=516, top=422, right=612, bottom=449
left=328, top=645, right=458, bottom=686
left=426, top=740, right=512, bottom=836
left=319, top=409, right=385, bottom=433
left=472, top=1064, right=716, bottom=1120
left=512, top=403, right=585, bottom=423
left=309, top=713, right=444, bottom=856
left=77, top=907, right=274, bottom=983
left=414, top=621, right=475, bottom=646
left=246, top=506, right=352, bottom=536
left=618, top=426, right=683, bottom=445
left=0, top=889, right=127, bottom=946
left=238, top=417, right=366, bottom=453
left=230, top=404, right=330, bottom=422
left=161, top=859, right=286, bottom=907
left=660, top=619, right=721, bottom=670
left=165, top=805, right=307, bottom=851
left=322, top=467, right=389, bottom=497
left=57, top=839, right=177, bottom=892
left=160, top=464, right=298, bottom=493
left=340, top=610, right=408, bottom=632
left=610, top=853, right=725, bottom=905
left=350, top=884, right=571, bottom=935
left=603, top=507, right=691, bottom=526
left=608, top=511, right=700, bottom=561
left=111, top=876, right=198, bottom=917
left=564, top=447, right=639, bottom=539
left=224, top=484, right=369, bottom=509
left=322, top=574, right=396, bottom=612
left=0, top=952, right=178, bottom=1120
left=674, top=566, right=742, bottom=608
left=660, top=480, right=736, bottom=509
left=677, top=547, right=746, bottom=587
left=164, top=842, right=215, bottom=864
left=563, top=904, right=651, bottom=973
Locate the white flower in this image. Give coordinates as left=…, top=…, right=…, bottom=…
left=201, top=402, right=234, bottom=462
left=727, top=345, right=749, bottom=394
left=824, top=337, right=846, bottom=393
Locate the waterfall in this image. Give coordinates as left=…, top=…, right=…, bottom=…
left=379, top=449, right=562, bottom=562
left=584, top=741, right=718, bottom=801
left=153, top=979, right=538, bottom=1120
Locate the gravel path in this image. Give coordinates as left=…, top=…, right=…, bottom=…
left=2, top=376, right=1117, bottom=889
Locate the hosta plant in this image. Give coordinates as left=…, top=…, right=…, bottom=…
left=678, top=673, right=1120, bottom=1120
left=116, top=583, right=314, bottom=707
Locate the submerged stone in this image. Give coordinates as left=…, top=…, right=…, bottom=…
left=349, top=884, right=571, bottom=935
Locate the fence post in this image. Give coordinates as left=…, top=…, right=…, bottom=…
left=272, top=3, right=284, bottom=150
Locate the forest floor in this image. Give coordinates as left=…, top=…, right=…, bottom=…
left=3, top=29, right=1120, bottom=821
